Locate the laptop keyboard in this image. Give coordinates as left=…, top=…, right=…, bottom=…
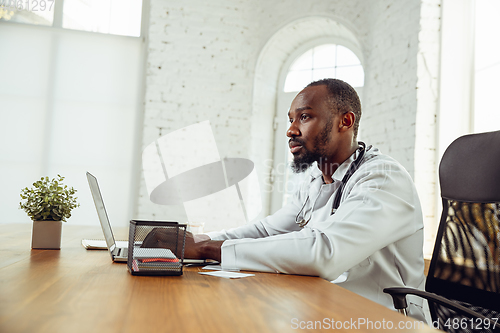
left=117, top=248, right=128, bottom=258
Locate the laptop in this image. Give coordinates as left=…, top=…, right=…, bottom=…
left=86, top=172, right=215, bottom=265
left=87, top=172, right=129, bottom=262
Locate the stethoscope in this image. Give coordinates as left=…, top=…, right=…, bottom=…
left=295, top=142, right=367, bottom=228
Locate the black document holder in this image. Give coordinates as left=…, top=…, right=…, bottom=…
left=127, top=220, right=187, bottom=276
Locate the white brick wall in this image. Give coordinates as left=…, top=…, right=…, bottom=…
left=138, top=0, right=441, bottom=246
left=362, top=0, right=421, bottom=172
left=415, top=0, right=442, bottom=257
left=139, top=1, right=261, bottom=226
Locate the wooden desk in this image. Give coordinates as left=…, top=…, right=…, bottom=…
left=0, top=224, right=436, bottom=332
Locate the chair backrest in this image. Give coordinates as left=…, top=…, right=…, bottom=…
left=426, top=130, right=500, bottom=329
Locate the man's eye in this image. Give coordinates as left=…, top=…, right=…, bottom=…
left=300, top=114, right=309, bottom=120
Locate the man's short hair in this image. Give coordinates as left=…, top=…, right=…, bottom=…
left=306, top=78, right=361, bottom=139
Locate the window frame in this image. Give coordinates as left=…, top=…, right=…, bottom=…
left=0, top=0, right=145, bottom=38
left=269, top=37, right=365, bottom=213
left=277, top=36, right=365, bottom=94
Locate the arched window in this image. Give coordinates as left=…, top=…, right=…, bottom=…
left=284, top=44, right=364, bottom=93
left=270, top=43, right=364, bottom=213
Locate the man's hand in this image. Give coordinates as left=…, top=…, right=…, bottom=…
left=141, top=228, right=222, bottom=261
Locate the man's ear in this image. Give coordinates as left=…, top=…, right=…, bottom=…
left=339, top=112, right=355, bottom=131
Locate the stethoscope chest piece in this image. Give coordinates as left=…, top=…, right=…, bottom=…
left=294, top=142, right=367, bottom=228
left=297, top=218, right=309, bottom=228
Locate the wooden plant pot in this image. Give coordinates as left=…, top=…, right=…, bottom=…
left=31, top=220, right=62, bottom=250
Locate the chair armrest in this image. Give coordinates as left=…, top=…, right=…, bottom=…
left=383, top=287, right=500, bottom=329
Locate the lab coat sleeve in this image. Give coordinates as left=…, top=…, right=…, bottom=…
left=218, top=159, right=423, bottom=282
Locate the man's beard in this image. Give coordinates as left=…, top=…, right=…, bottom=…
left=290, top=117, right=333, bottom=173
left=290, top=142, right=322, bottom=173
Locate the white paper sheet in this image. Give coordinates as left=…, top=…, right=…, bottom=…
left=202, top=265, right=240, bottom=272
left=198, top=271, right=255, bottom=279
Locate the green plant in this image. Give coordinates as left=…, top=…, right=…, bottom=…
left=19, top=175, right=80, bottom=222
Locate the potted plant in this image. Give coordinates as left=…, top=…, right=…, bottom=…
left=19, top=175, right=80, bottom=249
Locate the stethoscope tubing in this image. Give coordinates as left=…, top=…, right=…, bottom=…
left=295, top=142, right=367, bottom=227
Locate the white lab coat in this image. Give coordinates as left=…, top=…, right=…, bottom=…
left=207, top=146, right=426, bottom=320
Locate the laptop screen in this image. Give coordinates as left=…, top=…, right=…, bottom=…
left=86, top=172, right=117, bottom=254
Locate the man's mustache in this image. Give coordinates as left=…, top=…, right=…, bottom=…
left=289, top=138, right=305, bottom=146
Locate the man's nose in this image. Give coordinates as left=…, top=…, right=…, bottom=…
left=287, top=121, right=300, bottom=138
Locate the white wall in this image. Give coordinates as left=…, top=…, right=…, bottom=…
left=415, top=0, right=441, bottom=257
left=138, top=1, right=260, bottom=229
left=0, top=0, right=443, bottom=247
left=138, top=0, right=441, bottom=242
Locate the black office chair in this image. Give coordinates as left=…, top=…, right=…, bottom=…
left=384, top=130, right=500, bottom=332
